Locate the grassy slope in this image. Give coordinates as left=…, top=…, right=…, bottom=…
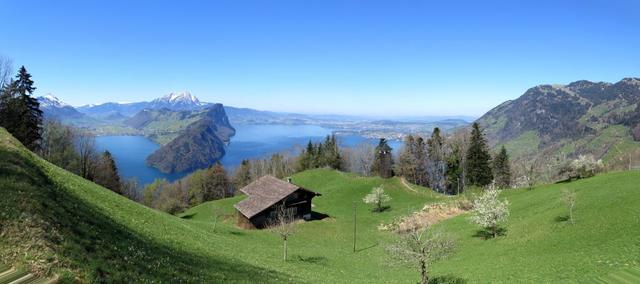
left=0, top=128, right=288, bottom=282
left=0, top=126, right=441, bottom=283
left=181, top=170, right=445, bottom=283
left=2, top=126, right=640, bottom=282
left=431, top=171, right=640, bottom=282
left=188, top=170, right=640, bottom=283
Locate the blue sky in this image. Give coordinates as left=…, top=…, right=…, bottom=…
left=1, top=0, right=638, bottom=116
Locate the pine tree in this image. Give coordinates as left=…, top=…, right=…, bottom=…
left=94, top=150, right=122, bottom=194
left=373, top=138, right=394, bottom=178
left=445, top=144, right=463, bottom=194
left=398, top=135, right=418, bottom=183
left=324, top=134, right=342, bottom=170
left=296, top=141, right=315, bottom=171
left=0, top=66, right=42, bottom=151
left=413, top=137, right=428, bottom=186
left=315, top=143, right=324, bottom=168
left=493, top=146, right=511, bottom=189
left=427, top=128, right=447, bottom=192
left=466, top=123, right=493, bottom=187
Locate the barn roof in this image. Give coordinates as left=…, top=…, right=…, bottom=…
left=234, top=175, right=316, bottom=219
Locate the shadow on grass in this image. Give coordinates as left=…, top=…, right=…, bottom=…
left=0, top=148, right=292, bottom=283
left=305, top=211, right=330, bottom=221
left=472, top=227, right=507, bottom=239
left=355, top=242, right=379, bottom=253
left=179, top=213, right=196, bottom=219
left=430, top=274, right=467, bottom=284
left=372, top=205, right=392, bottom=213
left=554, top=215, right=570, bottom=222
left=293, top=255, right=328, bottom=266
left=229, top=230, right=246, bottom=236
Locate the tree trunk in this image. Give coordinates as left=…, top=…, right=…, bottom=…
left=283, top=238, right=287, bottom=261
left=569, top=206, right=574, bottom=224
left=420, top=259, right=428, bottom=284
left=492, top=224, right=497, bottom=238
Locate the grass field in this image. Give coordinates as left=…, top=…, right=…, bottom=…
left=1, top=127, right=639, bottom=283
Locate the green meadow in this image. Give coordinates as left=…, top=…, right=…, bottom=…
left=1, top=128, right=639, bottom=283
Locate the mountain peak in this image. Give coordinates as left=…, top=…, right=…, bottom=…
left=38, top=93, right=69, bottom=108
left=620, top=77, right=640, bottom=86
left=156, top=91, right=201, bottom=104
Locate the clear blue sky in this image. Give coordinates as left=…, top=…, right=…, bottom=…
left=1, top=0, right=638, bottom=116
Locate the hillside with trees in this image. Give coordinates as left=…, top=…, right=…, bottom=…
left=145, top=104, right=235, bottom=173
left=3, top=125, right=638, bottom=283
left=477, top=78, right=640, bottom=180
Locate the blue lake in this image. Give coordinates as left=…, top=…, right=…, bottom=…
left=96, top=124, right=402, bottom=186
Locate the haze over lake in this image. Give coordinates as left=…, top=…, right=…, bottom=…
left=96, top=124, right=401, bottom=185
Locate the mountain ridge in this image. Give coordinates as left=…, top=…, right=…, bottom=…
left=146, top=104, right=235, bottom=173
left=476, top=77, right=640, bottom=173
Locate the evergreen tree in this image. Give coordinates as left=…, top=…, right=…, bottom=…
left=372, top=138, right=394, bottom=178
left=315, top=143, right=324, bottom=168
left=466, top=123, right=493, bottom=187
left=427, top=128, right=447, bottom=192
left=94, top=150, right=123, bottom=194
left=445, top=144, right=463, bottom=194
left=297, top=141, right=315, bottom=171
left=233, top=159, right=252, bottom=189
left=493, top=146, right=511, bottom=189
left=323, top=134, right=342, bottom=170
left=296, top=135, right=342, bottom=171
left=413, top=137, right=428, bottom=186
left=398, top=135, right=418, bottom=183
left=0, top=66, right=43, bottom=151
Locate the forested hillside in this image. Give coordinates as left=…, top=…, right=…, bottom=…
left=477, top=78, right=640, bottom=175
left=146, top=104, right=235, bottom=173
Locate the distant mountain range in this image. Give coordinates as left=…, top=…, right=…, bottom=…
left=37, top=91, right=472, bottom=173
left=76, top=91, right=207, bottom=118
left=477, top=77, right=640, bottom=172
left=38, top=94, right=85, bottom=119
left=39, top=92, right=237, bottom=173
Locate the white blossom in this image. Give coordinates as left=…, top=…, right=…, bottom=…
left=363, top=185, right=391, bottom=212
left=469, top=189, right=509, bottom=238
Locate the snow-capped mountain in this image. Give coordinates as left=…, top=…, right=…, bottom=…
left=148, top=91, right=206, bottom=111
left=37, top=94, right=87, bottom=121
left=38, top=94, right=70, bottom=108
left=78, top=91, right=209, bottom=117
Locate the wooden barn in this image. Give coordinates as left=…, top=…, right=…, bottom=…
left=234, top=175, right=320, bottom=229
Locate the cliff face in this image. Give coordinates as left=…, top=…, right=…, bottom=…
left=146, top=104, right=235, bottom=173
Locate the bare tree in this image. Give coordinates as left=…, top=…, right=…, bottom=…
left=76, top=129, right=97, bottom=179
left=268, top=202, right=297, bottom=261
left=346, top=142, right=375, bottom=176
left=561, top=189, right=576, bottom=224
left=448, top=131, right=470, bottom=191
left=387, top=227, right=455, bottom=284
left=0, top=55, right=13, bottom=87
left=121, top=178, right=142, bottom=202
left=522, top=160, right=538, bottom=190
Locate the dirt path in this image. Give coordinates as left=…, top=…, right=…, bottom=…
left=399, top=177, right=418, bottom=192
